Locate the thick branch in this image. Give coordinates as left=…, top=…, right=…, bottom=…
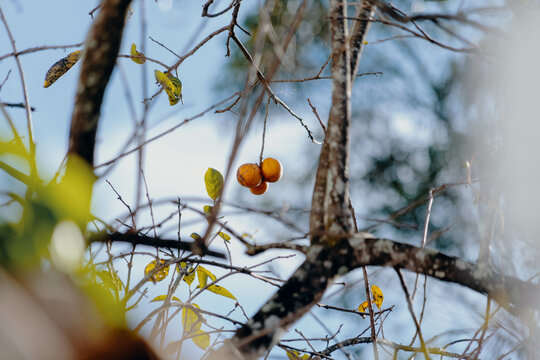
left=348, top=235, right=540, bottom=311
left=88, top=232, right=226, bottom=259
left=310, top=0, right=353, bottom=240
left=349, top=1, right=375, bottom=81
left=68, top=0, right=132, bottom=167
left=210, top=239, right=356, bottom=360
left=214, top=1, right=364, bottom=358
left=210, top=232, right=540, bottom=359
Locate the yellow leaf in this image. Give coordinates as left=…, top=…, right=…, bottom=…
left=218, top=232, right=231, bottom=242
left=286, top=349, right=310, bottom=360
left=371, top=284, right=384, bottom=309
left=204, top=168, right=223, bottom=200
left=207, top=284, right=236, bottom=300
left=358, top=300, right=369, bottom=312
left=154, top=70, right=182, bottom=106
left=154, top=69, right=175, bottom=97
left=44, top=50, right=83, bottom=88
left=178, top=261, right=195, bottom=286
left=196, top=266, right=216, bottom=288
left=191, top=329, right=210, bottom=350
left=130, top=43, right=146, bottom=64
left=190, top=232, right=202, bottom=241
left=168, top=92, right=180, bottom=106
left=184, top=270, right=195, bottom=286
left=203, top=205, right=213, bottom=214
left=167, top=73, right=183, bottom=105
left=144, top=259, right=169, bottom=283
left=182, top=304, right=202, bottom=335
left=150, top=295, right=181, bottom=302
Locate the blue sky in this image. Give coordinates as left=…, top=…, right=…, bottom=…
left=0, top=1, right=319, bottom=356
left=3, top=1, right=537, bottom=358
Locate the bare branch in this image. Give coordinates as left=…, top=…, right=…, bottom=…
left=88, top=231, right=226, bottom=259
left=0, top=102, right=35, bottom=111
left=0, top=42, right=84, bottom=61
left=68, top=0, right=132, bottom=168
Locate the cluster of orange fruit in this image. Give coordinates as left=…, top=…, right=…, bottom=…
left=237, top=158, right=282, bottom=195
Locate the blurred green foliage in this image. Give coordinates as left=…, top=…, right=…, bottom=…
left=0, top=118, right=93, bottom=270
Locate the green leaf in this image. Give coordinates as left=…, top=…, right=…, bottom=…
left=96, top=270, right=123, bottom=292
left=0, top=138, right=27, bottom=157
left=207, top=284, right=236, bottom=300
left=150, top=295, right=181, bottom=302
left=80, top=281, right=126, bottom=328
left=204, top=168, right=223, bottom=200
left=0, top=160, right=32, bottom=185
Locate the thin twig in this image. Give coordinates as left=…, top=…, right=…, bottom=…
left=0, top=42, right=84, bottom=61
left=89, top=5, right=100, bottom=18
left=0, top=69, right=11, bottom=89
left=307, top=98, right=326, bottom=133
left=394, top=268, right=430, bottom=360
left=412, top=187, right=435, bottom=299
left=472, top=297, right=491, bottom=360
left=149, top=35, right=181, bottom=59
left=0, top=5, right=38, bottom=194
left=202, top=0, right=237, bottom=18
left=0, top=102, right=36, bottom=111
left=259, top=96, right=271, bottom=164
left=229, top=32, right=320, bottom=143
left=95, top=91, right=241, bottom=170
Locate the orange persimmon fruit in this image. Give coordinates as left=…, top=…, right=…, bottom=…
left=249, top=181, right=268, bottom=195
left=237, top=163, right=263, bottom=188
left=261, top=158, right=282, bottom=183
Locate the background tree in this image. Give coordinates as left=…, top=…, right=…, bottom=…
left=1, top=0, right=539, bottom=359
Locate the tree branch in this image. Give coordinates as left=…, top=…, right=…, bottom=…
left=310, top=0, right=353, bottom=240
left=88, top=231, right=226, bottom=259
left=209, top=1, right=362, bottom=358
left=349, top=0, right=375, bottom=82
left=68, top=0, right=132, bottom=168
left=210, top=231, right=540, bottom=358
left=349, top=234, right=540, bottom=311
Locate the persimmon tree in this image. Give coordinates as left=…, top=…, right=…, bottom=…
left=1, top=0, right=539, bottom=359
